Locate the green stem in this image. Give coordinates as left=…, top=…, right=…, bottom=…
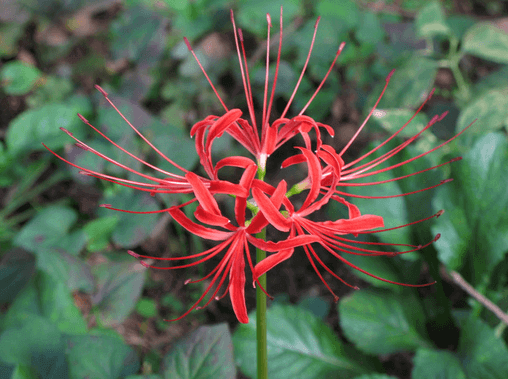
left=255, top=162, right=268, bottom=379
left=256, top=228, right=268, bottom=379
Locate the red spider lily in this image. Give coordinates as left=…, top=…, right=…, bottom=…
left=184, top=9, right=343, bottom=172
left=42, top=85, right=252, bottom=211
left=248, top=77, right=474, bottom=297
left=129, top=169, right=318, bottom=323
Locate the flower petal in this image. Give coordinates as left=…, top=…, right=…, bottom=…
left=186, top=172, right=221, bottom=215
left=321, top=214, right=384, bottom=233
left=169, top=207, right=232, bottom=241
left=229, top=239, right=248, bottom=323
left=252, top=182, right=291, bottom=232
left=194, top=205, right=230, bottom=226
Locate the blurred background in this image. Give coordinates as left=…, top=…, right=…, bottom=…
left=1, top=0, right=508, bottom=378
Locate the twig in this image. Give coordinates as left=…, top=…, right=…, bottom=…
left=450, top=270, right=508, bottom=326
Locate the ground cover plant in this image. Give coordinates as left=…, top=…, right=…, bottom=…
left=1, top=1, right=508, bottom=378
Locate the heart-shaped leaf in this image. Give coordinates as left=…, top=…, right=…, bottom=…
left=162, top=324, right=236, bottom=379
left=234, top=304, right=378, bottom=379
left=339, top=289, right=431, bottom=355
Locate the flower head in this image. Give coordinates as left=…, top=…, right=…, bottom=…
left=44, top=7, right=473, bottom=323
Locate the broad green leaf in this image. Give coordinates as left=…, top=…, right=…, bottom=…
left=357, top=12, right=385, bottom=45
left=316, top=0, right=359, bottom=30
left=373, top=108, right=429, bottom=138
left=353, top=375, right=398, bottom=379
left=415, top=1, right=450, bottom=38
left=0, top=316, right=68, bottom=379
left=463, top=23, right=508, bottom=64
left=162, top=324, right=236, bottom=379
left=65, top=334, right=139, bottom=379
left=339, top=289, right=431, bottom=355
left=13, top=206, right=77, bottom=253
left=99, top=188, right=160, bottom=248
left=6, top=102, right=87, bottom=155
left=432, top=133, right=508, bottom=283
left=0, top=61, right=42, bottom=95
left=0, top=249, right=35, bottom=303
left=234, top=304, right=377, bottom=379
left=92, top=256, right=147, bottom=326
left=297, top=295, right=330, bottom=320
left=37, top=248, right=94, bottom=293
left=373, top=57, right=438, bottom=109
left=237, top=0, right=301, bottom=36
left=83, top=216, right=119, bottom=252
left=37, top=272, right=87, bottom=335
left=412, top=349, right=466, bottom=379
left=1, top=279, right=41, bottom=329
left=447, top=15, right=475, bottom=40
left=456, top=89, right=508, bottom=135
left=110, top=5, right=164, bottom=66
left=339, top=254, right=406, bottom=292
left=457, top=318, right=508, bottom=378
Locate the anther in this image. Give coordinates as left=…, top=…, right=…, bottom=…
left=77, top=113, right=88, bottom=124
left=94, top=84, right=108, bottom=97
left=436, top=209, right=445, bottom=217
left=99, top=204, right=112, bottom=208
left=128, top=250, right=140, bottom=258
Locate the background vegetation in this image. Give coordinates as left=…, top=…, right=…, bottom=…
left=1, top=0, right=508, bottom=378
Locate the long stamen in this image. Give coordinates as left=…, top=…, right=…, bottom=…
left=261, top=13, right=272, bottom=132
left=238, top=28, right=258, bottom=132
left=95, top=85, right=189, bottom=173
left=76, top=113, right=181, bottom=179
left=338, top=70, right=395, bottom=157
left=338, top=157, right=462, bottom=184
left=281, top=16, right=321, bottom=119
left=265, top=7, right=283, bottom=131
left=183, top=37, right=229, bottom=112
left=299, top=42, right=346, bottom=116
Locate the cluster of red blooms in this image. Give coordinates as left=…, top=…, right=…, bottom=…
left=44, top=10, right=471, bottom=323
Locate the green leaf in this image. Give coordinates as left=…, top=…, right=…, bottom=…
left=6, top=102, right=87, bottom=155
left=237, top=0, right=301, bottom=36
left=432, top=133, right=508, bottom=282
left=353, top=375, right=398, bottom=379
left=415, top=1, right=450, bottom=38
left=316, top=0, right=359, bottom=30
left=0, top=316, right=69, bottom=379
left=0, top=61, right=42, bottom=95
left=457, top=318, right=508, bottom=378
left=92, top=256, right=147, bottom=326
left=136, top=298, right=158, bottom=318
left=373, top=109, right=429, bottom=138
left=412, top=349, right=466, bottom=379
left=36, top=247, right=93, bottom=292
left=66, top=334, right=140, bottom=379
left=297, top=295, right=330, bottom=320
left=162, top=324, right=236, bottom=379
left=0, top=22, right=25, bottom=57
left=37, top=272, right=87, bottom=335
left=0, top=249, right=35, bottom=304
left=356, top=12, right=385, bottom=45
left=1, top=279, right=41, bottom=329
left=99, top=188, right=160, bottom=248
left=456, top=89, right=508, bottom=135
left=13, top=205, right=77, bottom=253
left=234, top=304, right=377, bottom=379
left=83, top=216, right=119, bottom=252
left=463, top=23, right=508, bottom=64
left=339, top=289, right=431, bottom=355
left=373, top=57, right=438, bottom=109
left=110, top=5, right=165, bottom=66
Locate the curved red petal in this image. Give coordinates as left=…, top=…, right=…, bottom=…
left=229, top=242, right=248, bottom=323
left=169, top=207, right=233, bottom=241
left=186, top=172, right=221, bottom=215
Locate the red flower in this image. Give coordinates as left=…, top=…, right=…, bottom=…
left=184, top=9, right=344, bottom=172
left=43, top=85, right=252, bottom=213
left=130, top=169, right=318, bottom=323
